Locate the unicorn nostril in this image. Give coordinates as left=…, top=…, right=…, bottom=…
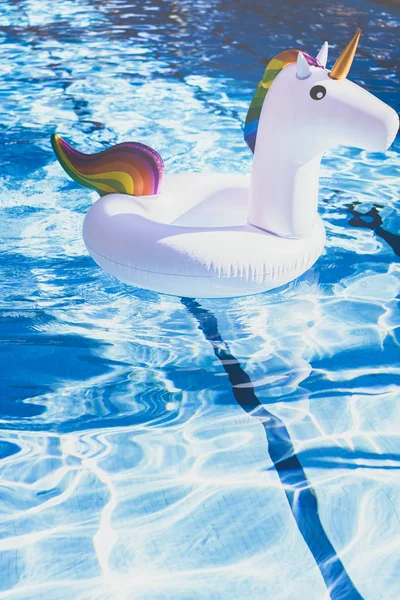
left=386, top=110, right=399, bottom=149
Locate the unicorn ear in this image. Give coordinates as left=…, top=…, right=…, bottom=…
left=316, top=41, right=328, bottom=67
left=296, top=52, right=312, bottom=80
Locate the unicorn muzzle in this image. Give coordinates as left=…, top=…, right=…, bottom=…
left=328, top=78, right=400, bottom=154
left=384, top=109, right=399, bottom=151
left=356, top=100, right=399, bottom=153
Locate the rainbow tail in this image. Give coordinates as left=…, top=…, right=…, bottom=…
left=51, top=134, right=164, bottom=196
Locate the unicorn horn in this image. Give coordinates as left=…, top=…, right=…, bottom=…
left=329, top=28, right=361, bottom=80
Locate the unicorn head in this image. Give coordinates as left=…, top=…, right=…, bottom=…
left=246, top=30, right=399, bottom=238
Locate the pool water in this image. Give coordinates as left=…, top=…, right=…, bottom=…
left=0, top=1, right=399, bottom=599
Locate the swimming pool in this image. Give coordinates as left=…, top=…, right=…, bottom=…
left=0, top=0, right=399, bottom=598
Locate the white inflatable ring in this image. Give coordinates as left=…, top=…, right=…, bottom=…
left=83, top=173, right=326, bottom=298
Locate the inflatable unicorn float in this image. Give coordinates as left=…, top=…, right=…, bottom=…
left=52, top=29, right=398, bottom=297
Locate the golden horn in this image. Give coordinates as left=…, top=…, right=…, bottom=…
left=329, top=28, right=361, bottom=80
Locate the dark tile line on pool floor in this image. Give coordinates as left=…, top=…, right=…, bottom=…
left=182, top=297, right=363, bottom=600
left=346, top=202, right=400, bottom=257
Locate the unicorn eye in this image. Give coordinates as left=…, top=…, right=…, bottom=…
left=310, top=85, right=326, bottom=100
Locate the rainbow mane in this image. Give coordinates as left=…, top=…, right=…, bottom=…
left=244, top=50, right=323, bottom=153
left=51, top=135, right=164, bottom=196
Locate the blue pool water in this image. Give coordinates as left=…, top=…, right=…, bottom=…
left=0, top=0, right=399, bottom=598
